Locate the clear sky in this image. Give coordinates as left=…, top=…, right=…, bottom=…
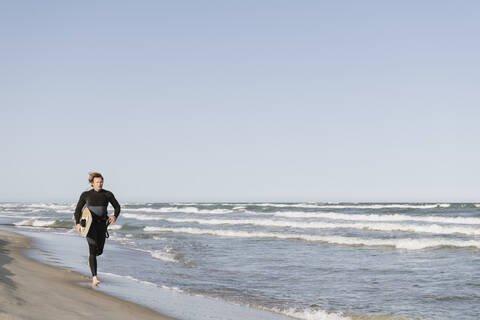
left=1, top=1, right=479, bottom=203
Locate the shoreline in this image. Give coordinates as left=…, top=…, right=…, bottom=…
left=0, top=229, right=176, bottom=320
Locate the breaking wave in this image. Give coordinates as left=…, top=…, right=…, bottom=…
left=144, top=227, right=480, bottom=250
left=273, top=212, right=480, bottom=225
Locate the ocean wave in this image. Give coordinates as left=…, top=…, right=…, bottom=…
left=273, top=307, right=351, bottom=320
left=55, top=209, right=75, bottom=214
left=143, top=227, right=480, bottom=250
left=132, top=247, right=180, bottom=263
left=154, top=217, right=480, bottom=236
left=121, top=213, right=168, bottom=220
left=114, top=223, right=144, bottom=231
left=108, top=234, right=137, bottom=246
left=20, top=203, right=75, bottom=210
left=99, top=271, right=184, bottom=293
left=14, top=219, right=56, bottom=227
left=0, top=213, right=50, bottom=219
left=0, top=203, right=119, bottom=214
left=153, top=236, right=169, bottom=241
left=124, top=202, right=452, bottom=213
left=99, top=271, right=157, bottom=286
left=252, top=203, right=332, bottom=209
left=13, top=218, right=120, bottom=230
left=13, top=219, right=73, bottom=228
left=273, top=212, right=480, bottom=225
left=151, top=248, right=179, bottom=263
left=121, top=212, right=261, bottom=222
left=0, top=204, right=74, bottom=216
left=123, top=207, right=235, bottom=214
left=0, top=203, right=23, bottom=207
left=123, top=213, right=234, bottom=221
left=250, top=203, right=450, bottom=209
left=168, top=202, right=218, bottom=206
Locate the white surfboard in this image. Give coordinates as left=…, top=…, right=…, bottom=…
left=80, top=207, right=93, bottom=237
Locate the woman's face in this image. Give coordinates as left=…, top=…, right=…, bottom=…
left=92, top=177, right=103, bottom=191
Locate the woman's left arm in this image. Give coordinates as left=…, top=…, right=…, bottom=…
left=108, top=192, right=121, bottom=223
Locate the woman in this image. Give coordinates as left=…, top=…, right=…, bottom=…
left=74, top=172, right=121, bottom=288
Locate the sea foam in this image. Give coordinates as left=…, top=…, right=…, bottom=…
left=273, top=211, right=480, bottom=225
left=152, top=217, right=480, bottom=236
left=274, top=307, right=351, bottom=320
left=143, top=227, right=480, bottom=250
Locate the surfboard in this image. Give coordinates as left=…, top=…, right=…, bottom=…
left=80, top=207, right=93, bottom=237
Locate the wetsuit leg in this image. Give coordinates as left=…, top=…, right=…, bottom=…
left=96, top=222, right=107, bottom=256
left=87, top=236, right=98, bottom=276
left=86, top=220, right=107, bottom=277
left=86, top=221, right=100, bottom=276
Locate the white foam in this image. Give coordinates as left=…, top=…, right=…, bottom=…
left=129, top=246, right=180, bottom=263
left=22, top=203, right=76, bottom=211
left=122, top=213, right=165, bottom=220
left=153, top=236, right=169, bottom=241
left=143, top=226, right=480, bottom=250
left=151, top=248, right=179, bottom=263
left=273, top=211, right=480, bottom=225
left=154, top=217, right=480, bottom=236
left=274, top=307, right=351, bottom=320
left=0, top=203, right=22, bottom=207
left=108, top=224, right=122, bottom=230
left=14, top=219, right=57, bottom=227
left=121, top=213, right=196, bottom=221
left=0, top=213, right=48, bottom=219
left=254, top=203, right=330, bottom=209
left=108, top=234, right=137, bottom=246
left=169, top=202, right=218, bottom=206
left=251, top=203, right=450, bottom=209
left=123, top=207, right=234, bottom=214
left=99, top=272, right=163, bottom=288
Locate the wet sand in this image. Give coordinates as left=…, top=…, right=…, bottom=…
left=0, top=229, right=176, bottom=320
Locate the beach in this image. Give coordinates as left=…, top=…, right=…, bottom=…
left=0, top=229, right=175, bottom=320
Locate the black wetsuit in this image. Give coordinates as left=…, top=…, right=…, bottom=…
left=74, top=189, right=120, bottom=277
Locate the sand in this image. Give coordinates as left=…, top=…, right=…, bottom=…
left=0, top=229, right=176, bottom=320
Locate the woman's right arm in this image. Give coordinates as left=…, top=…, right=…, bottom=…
left=74, top=192, right=87, bottom=225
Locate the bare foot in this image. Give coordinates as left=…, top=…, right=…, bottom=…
left=91, top=276, right=101, bottom=288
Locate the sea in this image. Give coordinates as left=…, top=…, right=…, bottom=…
left=1, top=202, right=479, bottom=320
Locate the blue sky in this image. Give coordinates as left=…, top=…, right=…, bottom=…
left=1, top=1, right=479, bottom=202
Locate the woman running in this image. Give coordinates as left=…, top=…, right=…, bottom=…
left=74, top=172, right=121, bottom=288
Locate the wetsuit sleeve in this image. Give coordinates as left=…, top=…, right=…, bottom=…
left=108, top=192, right=121, bottom=218
left=74, top=192, right=87, bottom=224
